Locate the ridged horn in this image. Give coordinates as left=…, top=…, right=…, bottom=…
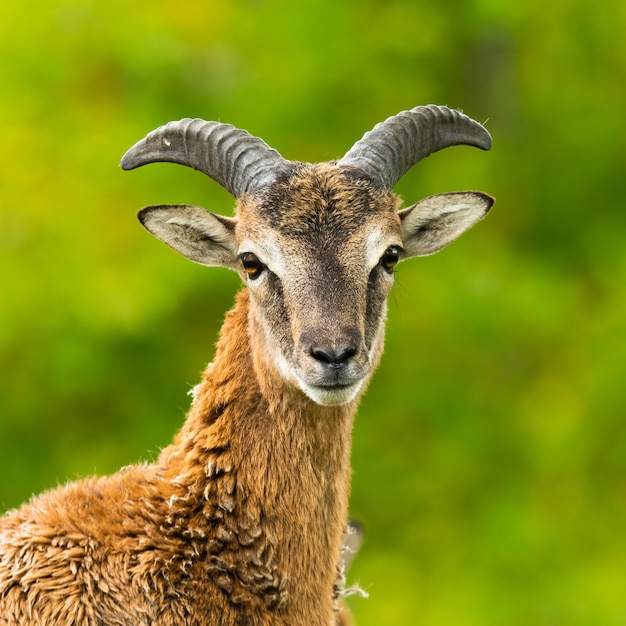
left=338, top=105, right=492, bottom=189
left=120, top=118, right=286, bottom=198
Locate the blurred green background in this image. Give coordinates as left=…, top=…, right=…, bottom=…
left=1, top=0, right=625, bottom=623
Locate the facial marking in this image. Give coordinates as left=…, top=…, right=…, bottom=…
left=297, top=378, right=365, bottom=407
left=363, top=226, right=402, bottom=271
left=238, top=232, right=287, bottom=278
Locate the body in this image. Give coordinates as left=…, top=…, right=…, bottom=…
left=0, top=105, right=493, bottom=624
left=0, top=291, right=356, bottom=625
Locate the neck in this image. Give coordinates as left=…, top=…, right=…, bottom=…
left=159, top=290, right=359, bottom=623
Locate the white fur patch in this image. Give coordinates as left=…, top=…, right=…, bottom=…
left=296, top=378, right=364, bottom=406
left=364, top=227, right=402, bottom=271
left=187, top=384, right=201, bottom=400
left=239, top=233, right=287, bottom=278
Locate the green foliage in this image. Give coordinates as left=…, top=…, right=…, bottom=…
left=1, top=0, right=625, bottom=622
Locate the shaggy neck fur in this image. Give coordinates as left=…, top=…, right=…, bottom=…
left=0, top=289, right=366, bottom=626
left=158, top=289, right=358, bottom=623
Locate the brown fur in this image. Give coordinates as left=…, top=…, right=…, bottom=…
left=0, top=290, right=358, bottom=625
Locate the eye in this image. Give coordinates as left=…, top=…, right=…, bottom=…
left=240, top=252, right=266, bottom=280
left=379, top=246, right=401, bottom=273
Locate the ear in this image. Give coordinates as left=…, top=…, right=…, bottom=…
left=398, top=191, right=494, bottom=258
left=138, top=204, right=239, bottom=268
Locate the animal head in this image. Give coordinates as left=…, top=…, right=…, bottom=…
left=122, top=105, right=493, bottom=406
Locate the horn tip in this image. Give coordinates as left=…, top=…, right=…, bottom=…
left=120, top=149, right=139, bottom=171
left=421, top=104, right=493, bottom=151
left=478, top=126, right=493, bottom=151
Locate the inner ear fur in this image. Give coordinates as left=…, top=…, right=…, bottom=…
left=138, top=204, right=239, bottom=268
left=398, top=191, right=494, bottom=258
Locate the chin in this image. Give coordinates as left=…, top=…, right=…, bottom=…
left=298, top=380, right=364, bottom=407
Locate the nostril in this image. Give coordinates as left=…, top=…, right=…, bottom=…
left=334, top=345, right=357, bottom=363
left=310, top=346, right=333, bottom=364
left=310, top=345, right=357, bottom=366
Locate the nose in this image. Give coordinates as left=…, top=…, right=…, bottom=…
left=310, top=344, right=357, bottom=367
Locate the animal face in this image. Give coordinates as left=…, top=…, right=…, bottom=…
left=125, top=106, right=494, bottom=406
left=235, top=163, right=401, bottom=405
left=136, top=166, right=492, bottom=406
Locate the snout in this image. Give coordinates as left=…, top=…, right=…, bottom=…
left=294, top=328, right=370, bottom=406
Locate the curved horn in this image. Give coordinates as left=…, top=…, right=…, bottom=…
left=338, top=105, right=492, bottom=189
left=120, top=118, right=286, bottom=198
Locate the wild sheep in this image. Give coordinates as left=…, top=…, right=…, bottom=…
left=0, top=105, right=493, bottom=625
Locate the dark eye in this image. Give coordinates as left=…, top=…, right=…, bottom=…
left=380, top=246, right=401, bottom=273
left=241, top=252, right=266, bottom=280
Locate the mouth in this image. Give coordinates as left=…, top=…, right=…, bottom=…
left=297, top=379, right=364, bottom=406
